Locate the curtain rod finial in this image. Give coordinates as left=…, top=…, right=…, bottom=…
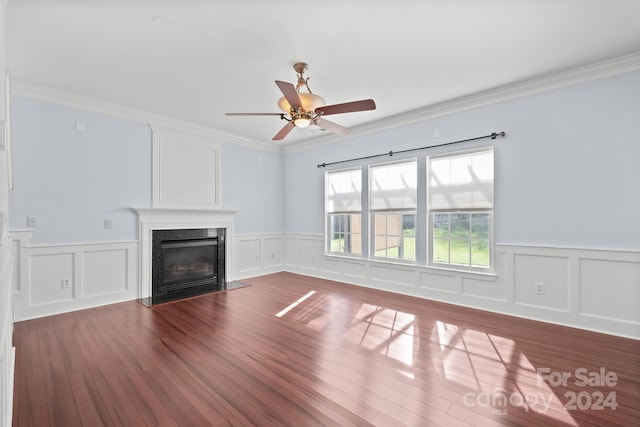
left=491, top=131, right=506, bottom=139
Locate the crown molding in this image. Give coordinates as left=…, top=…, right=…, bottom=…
left=10, top=81, right=282, bottom=152
left=11, top=52, right=640, bottom=154
left=283, top=52, right=640, bottom=153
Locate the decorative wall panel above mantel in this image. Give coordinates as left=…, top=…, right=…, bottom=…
left=151, top=124, right=221, bottom=209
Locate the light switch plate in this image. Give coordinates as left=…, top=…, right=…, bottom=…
left=27, top=216, right=37, bottom=227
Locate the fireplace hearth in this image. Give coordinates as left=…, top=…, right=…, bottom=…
left=151, top=228, right=225, bottom=304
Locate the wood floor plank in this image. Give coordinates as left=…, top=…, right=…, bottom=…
left=71, top=312, right=151, bottom=426
left=12, top=272, right=640, bottom=426
left=67, top=371, right=109, bottom=427
left=13, top=319, right=50, bottom=426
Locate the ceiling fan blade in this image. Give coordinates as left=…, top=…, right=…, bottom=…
left=273, top=122, right=295, bottom=141
left=315, top=99, right=376, bottom=116
left=275, top=80, right=301, bottom=110
left=317, top=118, right=351, bottom=136
left=225, top=112, right=283, bottom=116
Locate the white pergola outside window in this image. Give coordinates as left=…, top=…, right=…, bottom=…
left=428, top=148, right=494, bottom=270
left=325, top=168, right=362, bottom=255
left=370, top=160, right=417, bottom=262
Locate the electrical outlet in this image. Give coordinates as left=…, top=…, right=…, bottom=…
left=535, top=282, right=545, bottom=295
left=61, top=277, right=72, bottom=289
left=104, top=219, right=112, bottom=229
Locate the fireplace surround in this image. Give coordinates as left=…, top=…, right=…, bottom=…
left=134, top=208, right=236, bottom=304
left=151, top=228, right=225, bottom=304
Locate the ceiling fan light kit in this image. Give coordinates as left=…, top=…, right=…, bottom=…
left=226, top=62, right=376, bottom=141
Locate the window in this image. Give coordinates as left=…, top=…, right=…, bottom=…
left=370, top=160, right=417, bottom=262
left=326, top=168, right=362, bottom=255
left=323, top=147, right=494, bottom=273
left=428, top=148, right=493, bottom=269
left=432, top=212, right=491, bottom=267
left=328, top=214, right=362, bottom=253
left=373, top=212, right=416, bottom=260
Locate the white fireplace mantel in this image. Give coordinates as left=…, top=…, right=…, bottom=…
left=133, top=208, right=237, bottom=299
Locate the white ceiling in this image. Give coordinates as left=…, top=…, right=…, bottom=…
left=6, top=1, right=640, bottom=147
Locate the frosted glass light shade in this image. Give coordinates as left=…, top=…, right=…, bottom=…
left=293, top=117, right=312, bottom=128
left=278, top=92, right=326, bottom=113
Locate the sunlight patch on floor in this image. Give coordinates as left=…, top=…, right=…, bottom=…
left=344, top=303, right=416, bottom=366
left=279, top=296, right=576, bottom=425
left=275, top=290, right=316, bottom=318
left=431, top=321, right=577, bottom=425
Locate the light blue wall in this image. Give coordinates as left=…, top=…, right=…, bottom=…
left=8, top=95, right=286, bottom=244
left=221, top=142, right=284, bottom=235
left=9, top=96, right=152, bottom=244
left=284, top=70, right=640, bottom=251
left=10, top=69, right=640, bottom=251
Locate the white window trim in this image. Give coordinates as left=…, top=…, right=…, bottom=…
left=321, top=147, right=496, bottom=276
left=427, top=147, right=495, bottom=273
left=325, top=166, right=364, bottom=257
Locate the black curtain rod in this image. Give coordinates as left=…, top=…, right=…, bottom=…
left=316, top=131, right=506, bottom=168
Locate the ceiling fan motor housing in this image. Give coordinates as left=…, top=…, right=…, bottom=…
left=226, top=61, right=376, bottom=140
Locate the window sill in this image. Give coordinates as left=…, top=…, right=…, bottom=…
left=424, top=264, right=497, bottom=280
left=323, top=253, right=497, bottom=281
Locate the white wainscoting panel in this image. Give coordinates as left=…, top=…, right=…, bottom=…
left=10, top=231, right=30, bottom=293
left=341, top=260, right=369, bottom=281
left=284, top=236, right=301, bottom=270
left=10, top=231, right=640, bottom=340
left=234, top=234, right=286, bottom=279
left=283, top=234, right=640, bottom=339
left=260, top=235, right=285, bottom=270
left=82, top=248, right=131, bottom=298
left=318, top=256, right=343, bottom=280
left=0, top=339, right=13, bottom=427
left=370, top=263, right=417, bottom=291
left=29, top=252, right=74, bottom=306
left=579, top=257, right=640, bottom=324
left=11, top=238, right=138, bottom=321
left=514, top=253, right=570, bottom=311
left=418, top=271, right=458, bottom=294
left=297, top=236, right=324, bottom=272
left=461, top=275, right=505, bottom=302
left=0, top=244, right=15, bottom=427
left=235, top=236, right=261, bottom=275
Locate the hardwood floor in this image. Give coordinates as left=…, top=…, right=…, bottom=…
left=12, top=272, right=640, bottom=426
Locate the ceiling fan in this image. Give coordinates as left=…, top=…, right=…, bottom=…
left=225, top=62, right=376, bottom=141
